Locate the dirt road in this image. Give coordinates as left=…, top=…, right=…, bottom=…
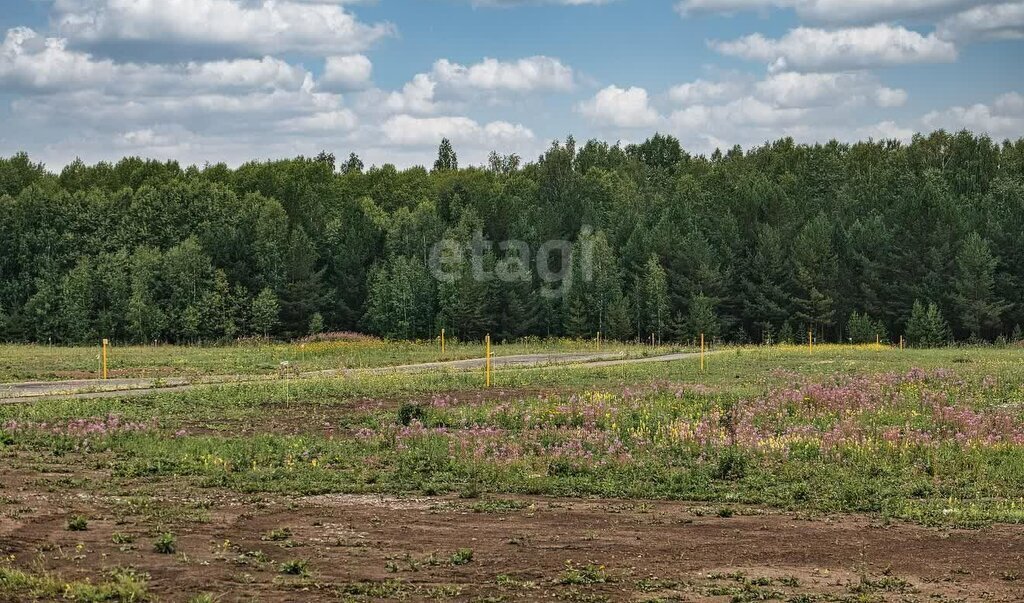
left=0, top=351, right=703, bottom=403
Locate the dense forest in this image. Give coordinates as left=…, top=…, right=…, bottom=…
left=1, top=130, right=1023, bottom=346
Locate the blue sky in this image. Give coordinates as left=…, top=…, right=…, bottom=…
left=1, top=0, right=1022, bottom=169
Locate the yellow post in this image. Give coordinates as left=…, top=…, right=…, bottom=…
left=102, top=339, right=109, bottom=380
left=441, top=328, right=446, bottom=355
left=876, top=333, right=880, bottom=349
left=700, top=332, right=705, bottom=373
left=597, top=331, right=601, bottom=352
left=900, top=335, right=905, bottom=350
left=808, top=329, right=813, bottom=354
left=485, top=334, right=491, bottom=388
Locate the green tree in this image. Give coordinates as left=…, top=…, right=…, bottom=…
left=847, top=311, right=887, bottom=344
left=126, top=246, right=167, bottom=343
left=636, top=256, right=669, bottom=342
left=791, top=214, right=839, bottom=341
left=363, top=256, right=435, bottom=340
left=686, top=293, right=719, bottom=342
left=953, top=233, right=1009, bottom=341
left=308, top=312, right=325, bottom=335
left=251, top=288, right=280, bottom=338
left=906, top=300, right=950, bottom=348
left=433, top=138, right=458, bottom=173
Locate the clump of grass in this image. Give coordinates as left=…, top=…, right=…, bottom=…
left=66, top=515, right=88, bottom=531
left=558, top=562, right=607, bottom=585
left=261, top=527, right=292, bottom=542
left=279, top=559, right=310, bottom=576
left=111, top=532, right=134, bottom=544
left=396, top=402, right=425, bottom=426
left=153, top=532, right=176, bottom=554
left=449, top=548, right=474, bottom=566
left=471, top=498, right=527, bottom=513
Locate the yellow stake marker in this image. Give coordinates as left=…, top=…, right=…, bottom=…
left=808, top=329, right=813, bottom=354
left=485, top=334, right=491, bottom=388
left=700, top=332, right=705, bottom=373
left=597, top=331, right=601, bottom=352
left=441, top=328, right=446, bottom=355
left=102, top=339, right=109, bottom=380
left=876, top=333, right=880, bottom=349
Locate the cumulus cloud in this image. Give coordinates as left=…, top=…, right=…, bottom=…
left=322, top=54, right=373, bottom=90
left=466, top=0, right=615, bottom=6
left=380, top=114, right=534, bottom=146
left=376, top=55, right=574, bottom=116
left=668, top=78, right=746, bottom=105
left=936, top=2, right=1024, bottom=41
left=922, top=92, right=1024, bottom=140
left=431, top=56, right=574, bottom=92
left=676, top=0, right=1001, bottom=24
left=578, top=85, right=660, bottom=128
left=53, top=0, right=394, bottom=56
left=754, top=72, right=907, bottom=108
left=712, top=25, right=958, bottom=71
left=0, top=27, right=312, bottom=94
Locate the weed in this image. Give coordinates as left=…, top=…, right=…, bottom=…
left=279, top=559, right=310, bottom=576
left=450, top=548, right=474, bottom=566
left=558, top=562, right=607, bottom=585
left=66, top=515, right=88, bottom=531
left=153, top=532, right=176, bottom=554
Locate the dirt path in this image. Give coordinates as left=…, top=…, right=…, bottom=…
left=2, top=480, right=1021, bottom=602
left=0, top=351, right=703, bottom=403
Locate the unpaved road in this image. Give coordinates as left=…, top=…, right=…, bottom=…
left=0, top=351, right=703, bottom=403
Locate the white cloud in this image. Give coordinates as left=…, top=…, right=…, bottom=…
left=468, top=0, right=616, bottom=6
left=431, top=56, right=574, bottom=92
left=54, top=0, right=394, bottom=55
left=677, top=0, right=1001, bottom=24
left=380, top=114, right=534, bottom=146
left=384, top=73, right=440, bottom=114
left=754, top=72, right=907, bottom=108
left=936, top=2, right=1024, bottom=41
left=670, top=97, right=807, bottom=129
left=578, top=85, right=660, bottom=128
left=376, top=55, right=574, bottom=116
left=712, top=25, right=958, bottom=71
left=278, top=109, right=359, bottom=133
left=0, top=27, right=311, bottom=94
left=322, top=54, right=373, bottom=90
left=668, top=78, right=745, bottom=105
left=922, top=92, right=1024, bottom=140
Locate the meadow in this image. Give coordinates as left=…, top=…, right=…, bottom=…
left=0, top=337, right=669, bottom=383
left=1, top=344, right=1023, bottom=601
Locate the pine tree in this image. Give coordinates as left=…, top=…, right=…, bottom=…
left=777, top=321, right=795, bottom=345
left=686, top=293, right=719, bottom=341
left=308, top=312, right=325, bottom=335
left=906, top=300, right=950, bottom=348
left=953, top=233, right=1009, bottom=341
left=279, top=226, right=327, bottom=337
left=791, top=214, right=839, bottom=341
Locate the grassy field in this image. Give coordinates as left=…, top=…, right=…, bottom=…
left=2, top=344, right=1023, bottom=601
left=0, top=337, right=675, bottom=383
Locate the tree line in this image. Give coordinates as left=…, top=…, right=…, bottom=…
left=1, top=129, right=1023, bottom=346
